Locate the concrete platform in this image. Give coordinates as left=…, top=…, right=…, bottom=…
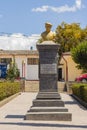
left=0, top=92, right=87, bottom=130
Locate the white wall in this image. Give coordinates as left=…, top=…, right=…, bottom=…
left=15, top=57, right=39, bottom=80
left=27, top=65, right=39, bottom=80
left=15, top=57, right=27, bottom=78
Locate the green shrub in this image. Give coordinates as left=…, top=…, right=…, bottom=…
left=71, top=41, right=87, bottom=72
left=83, top=86, right=87, bottom=102
left=72, top=83, right=87, bottom=103
left=7, top=59, right=20, bottom=81
left=0, top=81, right=20, bottom=101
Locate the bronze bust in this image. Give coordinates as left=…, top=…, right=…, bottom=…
left=40, top=22, right=56, bottom=42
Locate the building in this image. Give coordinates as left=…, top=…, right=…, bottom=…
left=0, top=50, right=82, bottom=81
left=0, top=50, right=39, bottom=80
left=59, top=52, right=82, bottom=81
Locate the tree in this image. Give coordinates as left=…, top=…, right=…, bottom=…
left=71, top=41, right=87, bottom=72
left=7, top=59, right=20, bottom=81
left=55, top=22, right=87, bottom=55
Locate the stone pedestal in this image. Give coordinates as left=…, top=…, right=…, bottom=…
left=25, top=41, right=72, bottom=121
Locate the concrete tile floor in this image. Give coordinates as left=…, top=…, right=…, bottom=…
left=0, top=92, right=87, bottom=130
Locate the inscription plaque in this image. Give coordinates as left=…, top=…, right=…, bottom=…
left=40, top=64, right=57, bottom=74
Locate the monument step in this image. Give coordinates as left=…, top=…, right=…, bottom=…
left=33, top=99, right=65, bottom=107
left=36, top=93, right=61, bottom=99
left=25, top=112, right=72, bottom=121
left=29, top=107, right=68, bottom=112
left=38, top=92, right=60, bottom=94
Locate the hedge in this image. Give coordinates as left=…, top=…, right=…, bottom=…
left=0, top=81, right=20, bottom=101
left=72, top=83, right=87, bottom=103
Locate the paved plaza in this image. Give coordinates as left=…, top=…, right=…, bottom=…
left=0, top=92, right=87, bottom=130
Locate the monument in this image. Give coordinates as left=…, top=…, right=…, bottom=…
left=25, top=22, right=72, bottom=121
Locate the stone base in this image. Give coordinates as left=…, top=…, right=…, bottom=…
left=25, top=42, right=72, bottom=121
left=25, top=92, right=72, bottom=121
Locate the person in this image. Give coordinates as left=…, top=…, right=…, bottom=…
left=40, top=22, right=56, bottom=42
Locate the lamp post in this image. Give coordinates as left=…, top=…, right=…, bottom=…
left=22, top=60, right=25, bottom=92
left=22, top=60, right=25, bottom=79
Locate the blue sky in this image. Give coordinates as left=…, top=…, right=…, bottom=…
left=0, top=0, right=87, bottom=35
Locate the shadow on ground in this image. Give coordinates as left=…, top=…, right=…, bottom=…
left=5, top=115, right=24, bottom=119
left=0, top=121, right=87, bottom=129
left=64, top=95, right=87, bottom=110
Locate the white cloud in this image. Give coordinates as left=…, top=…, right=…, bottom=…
left=50, top=5, right=76, bottom=13
left=32, top=6, right=49, bottom=12
left=0, top=33, right=40, bottom=50
left=76, top=0, right=81, bottom=9
left=32, top=0, right=83, bottom=13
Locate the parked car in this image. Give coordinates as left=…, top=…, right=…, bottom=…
left=75, top=73, right=87, bottom=82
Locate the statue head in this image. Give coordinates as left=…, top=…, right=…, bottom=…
left=45, top=22, right=52, bottom=32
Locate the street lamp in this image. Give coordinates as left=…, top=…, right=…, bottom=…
left=22, top=60, right=25, bottom=79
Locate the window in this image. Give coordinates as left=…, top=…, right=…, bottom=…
left=27, top=58, right=39, bottom=65
left=0, top=58, right=12, bottom=64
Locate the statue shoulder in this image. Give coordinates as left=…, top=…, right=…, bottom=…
left=49, top=31, right=56, bottom=38
left=41, top=31, right=47, bottom=36
left=51, top=31, right=56, bottom=36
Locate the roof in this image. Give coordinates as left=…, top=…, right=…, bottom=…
left=0, top=50, right=39, bottom=55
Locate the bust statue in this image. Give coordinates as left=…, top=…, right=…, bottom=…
left=40, top=22, right=56, bottom=42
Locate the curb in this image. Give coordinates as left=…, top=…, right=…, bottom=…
left=0, top=92, right=21, bottom=107
left=71, top=94, right=87, bottom=109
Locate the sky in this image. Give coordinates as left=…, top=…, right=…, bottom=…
left=0, top=0, right=87, bottom=35
left=0, top=0, right=87, bottom=50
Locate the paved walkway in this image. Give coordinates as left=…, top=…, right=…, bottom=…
left=0, top=92, right=87, bottom=130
